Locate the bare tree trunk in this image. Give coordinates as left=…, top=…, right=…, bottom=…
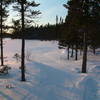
left=93, top=46, right=95, bottom=55
left=67, top=45, right=70, bottom=60
left=56, top=15, right=58, bottom=40
left=82, top=32, right=87, bottom=73
left=70, top=44, right=74, bottom=57
left=21, top=0, right=25, bottom=81
left=0, top=0, right=4, bottom=66
left=80, top=45, right=82, bottom=56
left=75, top=43, right=78, bottom=60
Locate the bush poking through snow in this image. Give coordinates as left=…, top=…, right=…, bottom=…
left=0, top=65, right=11, bottom=74
left=13, top=53, right=21, bottom=62
left=6, top=84, right=14, bottom=89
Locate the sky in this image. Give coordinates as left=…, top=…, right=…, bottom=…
left=35, top=0, right=67, bottom=25
left=7, top=0, right=67, bottom=26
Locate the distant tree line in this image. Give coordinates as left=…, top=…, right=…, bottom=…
left=11, top=22, right=63, bottom=40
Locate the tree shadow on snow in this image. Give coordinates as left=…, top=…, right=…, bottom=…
left=24, top=61, right=79, bottom=100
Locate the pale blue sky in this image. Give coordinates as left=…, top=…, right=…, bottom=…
left=35, top=0, right=67, bottom=25
left=7, top=0, right=67, bottom=26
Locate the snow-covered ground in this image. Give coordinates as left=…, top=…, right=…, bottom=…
left=0, top=38, right=100, bottom=100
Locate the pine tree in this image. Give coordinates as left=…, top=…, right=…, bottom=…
left=63, top=0, right=83, bottom=60
left=81, top=0, right=94, bottom=73
left=12, top=19, right=21, bottom=35
left=12, top=0, right=40, bottom=81
left=0, top=0, right=11, bottom=66
left=89, top=0, right=100, bottom=54
left=64, top=0, right=100, bottom=73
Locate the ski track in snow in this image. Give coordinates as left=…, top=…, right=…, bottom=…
left=0, top=39, right=100, bottom=100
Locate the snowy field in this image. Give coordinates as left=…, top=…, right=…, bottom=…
left=0, top=38, right=100, bottom=100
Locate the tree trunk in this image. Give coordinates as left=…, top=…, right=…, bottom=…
left=56, top=15, right=58, bottom=40
left=21, top=38, right=25, bottom=81
left=70, top=44, right=74, bottom=57
left=93, top=46, right=95, bottom=55
left=21, top=0, right=25, bottom=81
left=82, top=32, right=87, bottom=73
left=80, top=45, right=82, bottom=56
left=0, top=0, right=4, bottom=66
left=75, top=43, right=78, bottom=60
left=67, top=45, right=70, bottom=60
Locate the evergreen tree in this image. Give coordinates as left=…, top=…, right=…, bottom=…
left=12, top=0, right=40, bottom=81
left=63, top=0, right=100, bottom=73
left=63, top=0, right=83, bottom=60
left=89, top=0, right=100, bottom=54
left=12, top=19, right=21, bottom=37
left=0, top=0, right=11, bottom=66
